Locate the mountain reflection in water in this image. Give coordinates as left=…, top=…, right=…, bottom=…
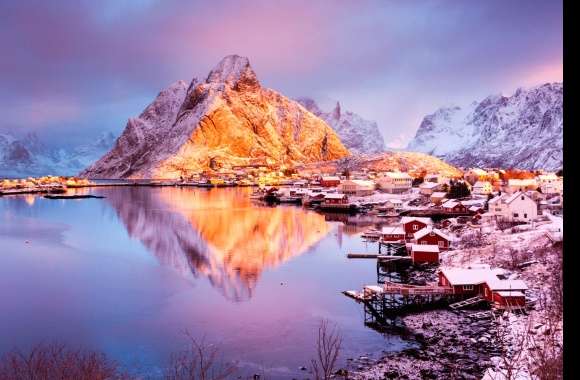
left=102, top=187, right=330, bottom=301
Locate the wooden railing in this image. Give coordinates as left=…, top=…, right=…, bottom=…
left=382, top=282, right=454, bottom=295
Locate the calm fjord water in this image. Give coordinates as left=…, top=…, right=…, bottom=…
left=0, top=187, right=409, bottom=378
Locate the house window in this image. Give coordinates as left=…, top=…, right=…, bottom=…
left=438, top=241, right=444, bottom=247
left=513, top=213, right=519, bottom=218
left=484, top=288, right=488, bottom=297
left=463, top=285, right=474, bottom=291
left=421, top=241, right=427, bottom=245
left=521, top=196, right=524, bottom=200
left=524, top=213, right=528, bottom=218
left=413, top=225, right=418, bottom=230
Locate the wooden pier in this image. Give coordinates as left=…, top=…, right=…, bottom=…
left=344, top=281, right=456, bottom=325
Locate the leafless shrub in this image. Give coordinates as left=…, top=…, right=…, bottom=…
left=526, top=296, right=563, bottom=380
left=0, top=343, right=126, bottom=380
left=496, top=218, right=513, bottom=232
left=164, top=331, right=237, bottom=380
left=311, top=319, right=343, bottom=380
left=503, top=248, right=528, bottom=270
left=461, top=230, right=487, bottom=249
left=490, top=309, right=529, bottom=380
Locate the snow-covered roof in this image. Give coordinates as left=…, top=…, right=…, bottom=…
left=507, top=179, right=537, bottom=186
left=496, top=291, right=525, bottom=297
left=322, top=176, right=340, bottom=181
left=410, top=244, right=440, bottom=253
left=537, top=174, right=559, bottom=181
left=381, top=226, right=405, bottom=235
left=460, top=199, right=486, bottom=206
left=413, top=227, right=452, bottom=241
left=387, top=199, right=403, bottom=204
left=504, top=191, right=532, bottom=205
left=469, top=205, right=483, bottom=211
left=467, top=168, right=487, bottom=176
left=442, top=200, right=460, bottom=209
left=383, top=172, right=412, bottom=179
left=440, top=267, right=528, bottom=291
left=400, top=216, right=433, bottom=225
left=488, top=194, right=504, bottom=204
left=419, top=182, right=440, bottom=189
left=473, top=181, right=491, bottom=188
left=324, top=193, right=347, bottom=199
left=431, top=192, right=447, bottom=198
left=487, top=278, right=528, bottom=291
left=440, top=267, right=505, bottom=286
left=341, top=179, right=375, bottom=188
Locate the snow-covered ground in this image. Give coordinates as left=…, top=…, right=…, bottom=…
left=351, top=211, right=563, bottom=379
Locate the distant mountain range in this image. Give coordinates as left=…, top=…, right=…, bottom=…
left=0, top=131, right=115, bottom=178
left=2, top=57, right=561, bottom=178
left=296, top=98, right=385, bottom=154
left=407, top=82, right=563, bottom=170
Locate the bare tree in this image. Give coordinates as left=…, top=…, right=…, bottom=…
left=165, top=331, right=237, bottom=380
left=311, top=319, right=343, bottom=380
left=504, top=248, right=527, bottom=270
left=490, top=306, right=530, bottom=380
left=526, top=293, right=563, bottom=380
left=0, top=343, right=126, bottom=380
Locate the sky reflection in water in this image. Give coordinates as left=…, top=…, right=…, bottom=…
left=0, top=187, right=410, bottom=378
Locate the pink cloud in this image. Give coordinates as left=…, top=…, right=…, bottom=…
left=4, top=98, right=82, bottom=128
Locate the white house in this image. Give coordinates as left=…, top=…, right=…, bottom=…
left=472, top=181, right=493, bottom=195
left=338, top=180, right=375, bottom=196
left=383, top=198, right=404, bottom=211
left=537, top=174, right=563, bottom=195
left=376, top=172, right=413, bottom=193
left=419, top=182, right=441, bottom=195
left=504, top=179, right=538, bottom=194
left=430, top=192, right=447, bottom=205
left=487, top=191, right=538, bottom=222
left=424, top=173, right=450, bottom=185
left=464, top=168, right=488, bottom=184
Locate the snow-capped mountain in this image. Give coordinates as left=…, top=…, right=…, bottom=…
left=0, top=131, right=116, bottom=178
left=407, top=82, right=563, bottom=170
left=83, top=55, right=349, bottom=179
left=296, top=98, right=385, bottom=154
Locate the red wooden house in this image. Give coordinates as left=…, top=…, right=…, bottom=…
left=441, top=200, right=468, bottom=213
left=322, top=193, right=348, bottom=205
left=413, top=228, right=453, bottom=250
left=438, top=266, right=528, bottom=309
left=381, top=226, right=406, bottom=242
left=400, top=217, right=433, bottom=240
left=320, top=176, right=341, bottom=187
left=409, top=244, right=440, bottom=264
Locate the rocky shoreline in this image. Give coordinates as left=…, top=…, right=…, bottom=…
left=347, top=309, right=500, bottom=379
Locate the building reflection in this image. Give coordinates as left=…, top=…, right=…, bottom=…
left=103, top=187, right=330, bottom=301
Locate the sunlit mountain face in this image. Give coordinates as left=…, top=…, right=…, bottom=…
left=102, top=187, right=330, bottom=301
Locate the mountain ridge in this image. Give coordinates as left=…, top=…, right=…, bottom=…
left=407, top=82, right=563, bottom=170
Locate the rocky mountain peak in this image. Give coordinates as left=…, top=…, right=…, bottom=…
left=332, top=101, right=341, bottom=120
left=296, top=97, right=385, bottom=155
left=205, top=54, right=259, bottom=89
left=82, top=55, right=349, bottom=179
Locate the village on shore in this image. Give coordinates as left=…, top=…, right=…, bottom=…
left=0, top=166, right=563, bottom=379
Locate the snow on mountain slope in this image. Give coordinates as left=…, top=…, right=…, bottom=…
left=407, top=83, right=563, bottom=170
left=0, top=131, right=116, bottom=178
left=297, top=98, right=385, bottom=154
left=83, top=55, right=349, bottom=179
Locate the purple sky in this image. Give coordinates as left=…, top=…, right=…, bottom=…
left=0, top=0, right=562, bottom=148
